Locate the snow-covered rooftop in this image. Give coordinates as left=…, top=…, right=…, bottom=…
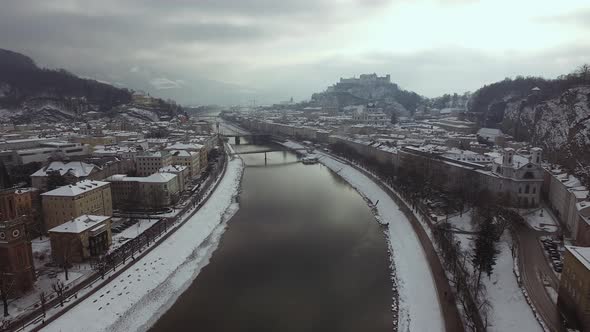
left=566, top=246, right=590, bottom=271
left=49, top=215, right=110, bottom=234
left=41, top=180, right=110, bottom=197
left=164, top=142, right=204, bottom=151
left=107, top=172, right=177, bottom=183
left=31, top=161, right=96, bottom=178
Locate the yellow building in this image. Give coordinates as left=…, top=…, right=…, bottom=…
left=41, top=180, right=112, bottom=231
left=48, top=215, right=112, bottom=264
left=170, top=150, right=200, bottom=179
left=558, top=246, right=590, bottom=330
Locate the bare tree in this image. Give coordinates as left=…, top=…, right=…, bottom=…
left=577, top=63, right=590, bottom=82
left=60, top=237, right=79, bottom=281
left=0, top=272, right=15, bottom=317
left=39, top=291, right=47, bottom=316
left=51, top=280, right=67, bottom=307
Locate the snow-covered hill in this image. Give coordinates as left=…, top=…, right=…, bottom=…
left=501, top=86, right=590, bottom=177
left=0, top=48, right=180, bottom=124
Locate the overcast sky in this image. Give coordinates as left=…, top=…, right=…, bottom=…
left=1, top=0, right=589, bottom=105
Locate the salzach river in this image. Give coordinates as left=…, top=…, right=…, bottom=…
left=150, top=138, right=394, bottom=331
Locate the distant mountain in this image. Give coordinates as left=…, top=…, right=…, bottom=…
left=0, top=49, right=180, bottom=124
left=310, top=73, right=424, bottom=115
left=466, top=68, right=590, bottom=180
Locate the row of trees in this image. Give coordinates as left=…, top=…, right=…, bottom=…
left=329, top=141, right=525, bottom=331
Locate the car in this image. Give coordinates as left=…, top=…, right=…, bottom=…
left=554, top=266, right=563, bottom=273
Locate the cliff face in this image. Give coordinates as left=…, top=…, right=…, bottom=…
left=501, top=86, right=590, bottom=168
left=0, top=49, right=179, bottom=124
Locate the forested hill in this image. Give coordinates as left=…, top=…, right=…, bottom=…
left=0, top=49, right=180, bottom=124
left=310, top=75, right=424, bottom=115
left=466, top=65, right=590, bottom=178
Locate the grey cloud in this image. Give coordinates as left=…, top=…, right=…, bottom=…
left=536, top=9, right=590, bottom=27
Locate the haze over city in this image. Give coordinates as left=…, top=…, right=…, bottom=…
left=1, top=1, right=590, bottom=332
left=1, top=0, right=589, bottom=104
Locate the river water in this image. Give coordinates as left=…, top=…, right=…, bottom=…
left=150, top=139, right=394, bottom=331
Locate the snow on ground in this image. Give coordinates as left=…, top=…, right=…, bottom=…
left=41, top=157, right=244, bottom=332
left=445, top=209, right=476, bottom=233
left=110, top=219, right=161, bottom=251
left=10, top=237, right=90, bottom=318
left=483, top=234, right=543, bottom=332
left=317, top=153, right=444, bottom=332
left=524, top=208, right=558, bottom=232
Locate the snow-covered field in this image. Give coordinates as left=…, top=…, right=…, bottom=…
left=317, top=152, right=444, bottom=332
left=41, top=156, right=244, bottom=332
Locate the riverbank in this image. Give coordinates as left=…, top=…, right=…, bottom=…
left=315, top=152, right=445, bottom=331
left=40, top=156, right=244, bottom=332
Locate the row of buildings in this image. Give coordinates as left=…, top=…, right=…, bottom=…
left=229, top=106, right=590, bottom=331
left=0, top=115, right=218, bottom=298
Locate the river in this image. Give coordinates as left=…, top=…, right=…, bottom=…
left=149, top=137, right=394, bottom=331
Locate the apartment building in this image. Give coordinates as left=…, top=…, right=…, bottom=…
left=136, top=151, right=172, bottom=176
left=558, top=246, right=590, bottom=331
left=41, top=180, right=113, bottom=230
left=106, top=172, right=179, bottom=210
left=48, top=215, right=112, bottom=264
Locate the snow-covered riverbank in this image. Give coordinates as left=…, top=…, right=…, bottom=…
left=317, top=152, right=444, bottom=332
left=41, top=157, right=244, bottom=332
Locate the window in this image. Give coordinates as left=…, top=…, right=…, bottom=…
left=525, top=184, right=529, bottom=194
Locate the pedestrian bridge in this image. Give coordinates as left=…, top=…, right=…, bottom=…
left=231, top=147, right=307, bottom=155
left=220, top=133, right=272, bottom=145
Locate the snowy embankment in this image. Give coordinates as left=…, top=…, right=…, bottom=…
left=42, top=157, right=244, bottom=332
left=317, top=152, right=444, bottom=332
left=449, top=211, right=543, bottom=331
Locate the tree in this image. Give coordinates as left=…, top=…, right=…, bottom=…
left=46, top=171, right=68, bottom=191
left=51, top=280, right=67, bottom=307
left=0, top=161, right=11, bottom=189
left=577, top=63, right=590, bottom=82
left=0, top=272, right=15, bottom=317
left=390, top=112, right=398, bottom=125
left=472, top=215, right=499, bottom=288
left=6, top=162, right=42, bottom=186
left=39, top=291, right=47, bottom=316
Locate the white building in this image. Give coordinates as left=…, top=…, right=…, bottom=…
left=136, top=151, right=172, bottom=176
left=106, top=172, right=180, bottom=210
left=489, top=147, right=544, bottom=207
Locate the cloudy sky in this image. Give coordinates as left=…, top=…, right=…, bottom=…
left=1, top=0, right=589, bottom=105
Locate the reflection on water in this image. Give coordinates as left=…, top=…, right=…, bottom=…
left=150, top=144, right=393, bottom=332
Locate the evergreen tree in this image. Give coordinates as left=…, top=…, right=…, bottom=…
left=390, top=112, right=398, bottom=124
left=0, top=162, right=11, bottom=189
left=46, top=171, right=67, bottom=190
left=472, top=216, right=499, bottom=288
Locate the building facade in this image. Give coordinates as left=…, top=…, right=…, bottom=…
left=136, top=151, right=172, bottom=176
left=558, top=246, right=590, bottom=331
left=106, top=173, right=180, bottom=210
left=0, top=217, right=35, bottom=296
left=41, top=180, right=113, bottom=231
left=48, top=215, right=112, bottom=264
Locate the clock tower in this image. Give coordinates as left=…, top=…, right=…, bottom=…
left=0, top=216, right=35, bottom=296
